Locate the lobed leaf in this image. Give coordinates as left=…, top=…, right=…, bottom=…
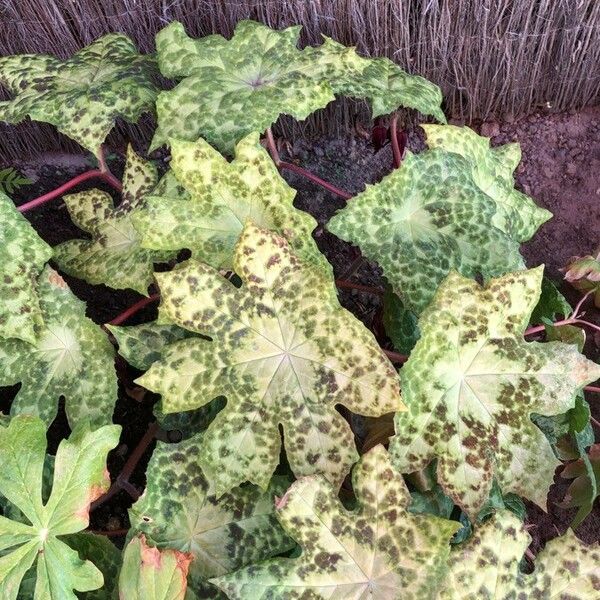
left=0, top=192, right=52, bottom=343
left=563, top=252, right=600, bottom=308
left=390, top=268, right=600, bottom=518
left=137, top=221, right=402, bottom=494
left=128, top=432, right=294, bottom=597
left=53, top=146, right=175, bottom=294
left=151, top=20, right=444, bottom=154
left=0, top=266, right=118, bottom=428
left=133, top=132, right=328, bottom=272
left=0, top=35, right=158, bottom=155
left=439, top=510, right=600, bottom=598
left=212, top=445, right=460, bottom=599
left=0, top=415, right=121, bottom=600
left=118, top=536, right=192, bottom=600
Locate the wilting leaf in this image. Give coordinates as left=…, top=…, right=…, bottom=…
left=563, top=251, right=600, bottom=308
left=212, top=445, right=459, bottom=599
left=0, top=266, right=117, bottom=428
left=560, top=443, right=600, bottom=528
left=53, top=146, right=174, bottom=294
left=439, top=510, right=600, bottom=598
left=0, top=35, right=158, bottom=155
left=0, top=192, right=52, bottom=343
left=119, top=535, right=192, bottom=600
left=151, top=20, right=444, bottom=154
left=390, top=267, right=600, bottom=518
left=133, top=132, right=328, bottom=272
left=0, top=415, right=120, bottom=600
left=137, top=222, right=402, bottom=494
left=328, top=128, right=550, bottom=314
left=128, top=432, right=294, bottom=598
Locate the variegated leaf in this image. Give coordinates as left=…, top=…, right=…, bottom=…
left=439, top=510, right=600, bottom=599
left=212, top=445, right=459, bottom=599
left=118, top=536, right=192, bottom=600
left=53, top=146, right=175, bottom=294
left=563, top=252, right=600, bottom=308
left=151, top=20, right=444, bottom=154
left=390, top=268, right=600, bottom=518
left=0, top=266, right=117, bottom=429
left=0, top=191, right=52, bottom=343
left=137, top=222, right=402, bottom=494
left=0, top=415, right=121, bottom=600
left=327, top=127, right=550, bottom=314
left=128, top=432, right=294, bottom=598
left=133, top=132, right=328, bottom=272
left=0, top=35, right=158, bottom=155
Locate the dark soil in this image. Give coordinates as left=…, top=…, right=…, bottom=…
left=2, top=106, right=599, bottom=553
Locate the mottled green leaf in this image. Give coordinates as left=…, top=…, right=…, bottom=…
left=530, top=276, right=572, bottom=325
left=129, top=432, right=294, bottom=598
left=423, top=125, right=551, bottom=241
left=0, top=192, right=52, bottom=343
left=53, top=146, right=174, bottom=294
left=119, top=535, right=192, bottom=600
left=134, top=132, right=327, bottom=272
left=0, top=35, right=158, bottom=155
left=212, top=445, right=459, bottom=599
left=439, top=510, right=600, bottom=598
left=0, top=266, right=117, bottom=428
left=152, top=20, right=443, bottom=154
left=0, top=415, right=120, bottom=600
left=328, top=129, right=549, bottom=313
left=390, top=268, right=600, bottom=518
left=382, top=284, right=420, bottom=355
left=137, top=222, right=402, bottom=494
left=563, top=251, right=600, bottom=308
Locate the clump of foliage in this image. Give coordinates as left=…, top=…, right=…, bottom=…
left=0, top=19, right=599, bottom=600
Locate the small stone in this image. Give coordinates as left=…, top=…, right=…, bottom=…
left=566, top=162, right=578, bottom=176
left=480, top=121, right=500, bottom=138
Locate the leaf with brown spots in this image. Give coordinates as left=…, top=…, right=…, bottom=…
left=53, top=146, right=175, bottom=294
left=0, top=35, right=158, bottom=155
left=136, top=221, right=403, bottom=494
left=211, top=445, right=459, bottom=599
left=118, top=536, right=192, bottom=600
left=563, top=251, right=600, bottom=308
left=390, top=267, right=600, bottom=519
left=0, top=415, right=120, bottom=600
left=439, top=510, right=600, bottom=599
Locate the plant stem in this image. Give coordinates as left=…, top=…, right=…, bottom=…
left=265, top=127, right=281, bottom=165
left=390, top=114, right=402, bottom=168
left=584, top=385, right=600, bottom=394
left=335, top=279, right=384, bottom=296
left=524, top=290, right=594, bottom=336
left=91, top=421, right=160, bottom=511
left=107, top=294, right=160, bottom=326
left=88, top=528, right=129, bottom=537
left=383, top=349, right=409, bottom=364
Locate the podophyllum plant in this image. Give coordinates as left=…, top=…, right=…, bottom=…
left=0, top=19, right=599, bottom=600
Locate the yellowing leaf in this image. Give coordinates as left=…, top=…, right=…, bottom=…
left=0, top=35, right=158, bottom=155
left=0, top=266, right=117, bottom=428
left=53, top=146, right=175, bottom=294
left=211, top=445, right=459, bottom=599
left=563, top=252, right=600, bottom=308
left=0, top=191, right=52, bottom=343
left=137, top=222, right=402, bottom=494
left=390, top=268, right=600, bottom=518
left=133, top=132, right=328, bottom=273
left=152, top=20, right=444, bottom=154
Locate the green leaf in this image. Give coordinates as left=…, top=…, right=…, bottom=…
left=0, top=168, right=31, bottom=195
left=439, top=510, right=600, bottom=598
left=563, top=252, right=600, bottom=308
left=128, top=432, right=294, bottom=598
left=0, top=36, right=158, bottom=155
left=0, top=415, right=121, bottom=600
left=151, top=20, right=444, bottom=154
left=53, top=146, right=175, bottom=294
left=118, top=535, right=192, bottom=600
left=530, top=276, right=572, bottom=324
left=133, top=132, right=328, bottom=273
left=137, top=222, right=402, bottom=494
left=390, top=267, right=600, bottom=518
left=560, top=443, right=600, bottom=529
left=0, top=192, right=52, bottom=343
left=0, top=266, right=118, bottom=428
left=328, top=127, right=550, bottom=314
left=382, top=284, right=420, bottom=354
left=211, top=445, right=460, bottom=599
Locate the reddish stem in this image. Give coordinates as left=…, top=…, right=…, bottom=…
left=335, top=279, right=384, bottom=297
left=107, top=294, right=160, bottom=326
left=88, top=528, right=129, bottom=537
left=91, top=421, right=160, bottom=511
left=383, top=349, right=409, bottom=364
left=584, top=385, right=600, bottom=394
left=390, top=114, right=402, bottom=169
left=278, top=161, right=353, bottom=201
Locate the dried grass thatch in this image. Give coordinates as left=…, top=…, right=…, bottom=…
left=0, top=0, right=599, bottom=160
